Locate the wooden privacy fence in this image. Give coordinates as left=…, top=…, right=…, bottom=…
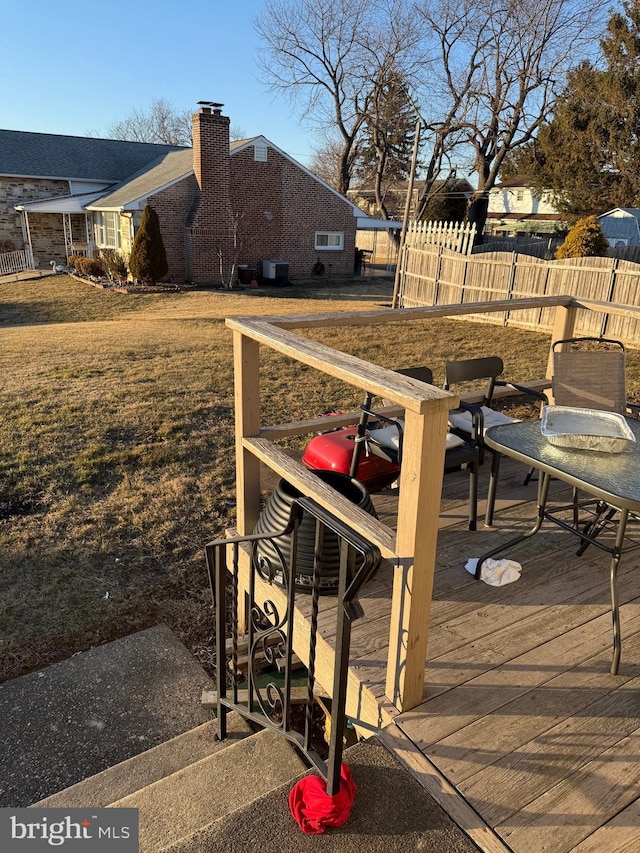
left=0, top=249, right=34, bottom=276
left=397, top=247, right=640, bottom=345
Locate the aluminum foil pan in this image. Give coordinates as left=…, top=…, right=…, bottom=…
left=541, top=405, right=636, bottom=453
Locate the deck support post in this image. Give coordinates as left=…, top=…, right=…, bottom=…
left=386, top=403, right=451, bottom=711
left=233, top=331, right=262, bottom=536
left=547, top=304, right=577, bottom=386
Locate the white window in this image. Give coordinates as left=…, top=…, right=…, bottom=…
left=254, top=143, right=268, bottom=162
left=93, top=212, right=121, bottom=249
left=315, top=231, right=344, bottom=251
left=516, top=190, right=524, bottom=202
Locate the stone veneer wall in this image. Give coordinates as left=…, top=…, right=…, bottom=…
left=0, top=177, right=71, bottom=263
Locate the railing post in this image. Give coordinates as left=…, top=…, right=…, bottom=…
left=386, top=403, right=450, bottom=711
left=547, top=302, right=577, bottom=383
left=233, top=330, right=262, bottom=536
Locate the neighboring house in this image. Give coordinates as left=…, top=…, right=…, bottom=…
left=485, top=175, right=569, bottom=237
left=1, top=104, right=368, bottom=282
left=597, top=208, right=640, bottom=248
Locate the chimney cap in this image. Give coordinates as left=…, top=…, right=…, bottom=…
left=198, top=101, right=223, bottom=109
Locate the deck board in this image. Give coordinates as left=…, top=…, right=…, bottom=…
left=341, top=454, right=640, bottom=852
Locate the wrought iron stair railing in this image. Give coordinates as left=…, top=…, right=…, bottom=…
left=204, top=495, right=381, bottom=795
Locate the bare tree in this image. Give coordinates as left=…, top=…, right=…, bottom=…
left=415, top=0, right=604, bottom=221
left=309, top=136, right=349, bottom=188
left=256, top=0, right=424, bottom=195
left=107, top=98, right=193, bottom=146
left=106, top=98, right=245, bottom=146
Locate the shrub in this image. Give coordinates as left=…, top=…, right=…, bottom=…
left=67, top=255, right=85, bottom=272
left=68, top=255, right=105, bottom=277
left=129, top=205, right=168, bottom=284
left=98, top=248, right=128, bottom=282
left=0, top=239, right=18, bottom=254
left=555, top=215, right=609, bottom=259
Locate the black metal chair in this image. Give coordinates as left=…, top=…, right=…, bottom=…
left=350, top=366, right=483, bottom=530
left=443, top=356, right=548, bottom=526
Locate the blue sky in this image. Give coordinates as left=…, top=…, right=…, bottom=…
left=2, top=0, right=316, bottom=165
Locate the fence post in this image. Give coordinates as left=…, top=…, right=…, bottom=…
left=503, top=252, right=518, bottom=325
left=433, top=246, right=443, bottom=305
left=602, top=258, right=619, bottom=338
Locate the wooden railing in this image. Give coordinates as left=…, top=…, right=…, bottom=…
left=227, top=295, right=640, bottom=716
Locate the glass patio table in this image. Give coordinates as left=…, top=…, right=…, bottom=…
left=475, top=417, right=640, bottom=675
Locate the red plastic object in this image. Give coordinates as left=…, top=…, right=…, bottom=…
left=302, top=427, right=399, bottom=493
left=289, top=763, right=357, bottom=834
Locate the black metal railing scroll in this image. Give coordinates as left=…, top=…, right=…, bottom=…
left=204, top=495, right=381, bottom=796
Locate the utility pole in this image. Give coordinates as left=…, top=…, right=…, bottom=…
left=391, top=120, right=421, bottom=309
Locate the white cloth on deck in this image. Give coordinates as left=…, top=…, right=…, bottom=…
left=465, top=557, right=522, bottom=586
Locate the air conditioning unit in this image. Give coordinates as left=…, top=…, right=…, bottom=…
left=263, top=259, right=289, bottom=281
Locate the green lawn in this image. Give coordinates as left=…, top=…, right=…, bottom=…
left=0, top=273, right=634, bottom=683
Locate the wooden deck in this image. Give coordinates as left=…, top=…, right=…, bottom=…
left=338, top=455, right=640, bottom=853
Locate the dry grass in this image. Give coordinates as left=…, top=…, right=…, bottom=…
left=1, top=272, right=638, bottom=683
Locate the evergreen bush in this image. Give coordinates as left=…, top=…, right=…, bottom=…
left=555, top=215, right=609, bottom=259
left=129, top=206, right=168, bottom=284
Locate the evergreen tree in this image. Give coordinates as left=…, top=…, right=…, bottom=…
left=354, top=72, right=419, bottom=220
left=129, top=206, right=168, bottom=284
left=529, top=1, right=640, bottom=215
left=555, top=215, right=609, bottom=258
left=419, top=177, right=468, bottom=223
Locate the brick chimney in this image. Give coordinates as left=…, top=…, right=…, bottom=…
left=188, top=102, right=232, bottom=283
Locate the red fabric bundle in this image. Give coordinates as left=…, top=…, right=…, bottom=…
left=288, top=763, right=357, bottom=834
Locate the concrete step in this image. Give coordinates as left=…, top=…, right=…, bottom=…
left=110, top=727, right=306, bottom=852
left=158, top=736, right=480, bottom=853
left=35, top=713, right=253, bottom=809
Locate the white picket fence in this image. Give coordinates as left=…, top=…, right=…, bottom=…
left=404, top=220, right=476, bottom=255
left=0, top=249, right=34, bottom=276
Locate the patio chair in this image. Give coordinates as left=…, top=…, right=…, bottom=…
left=443, top=357, right=549, bottom=526
left=546, top=337, right=639, bottom=553
left=351, top=366, right=483, bottom=530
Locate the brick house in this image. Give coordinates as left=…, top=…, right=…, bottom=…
left=1, top=103, right=366, bottom=282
